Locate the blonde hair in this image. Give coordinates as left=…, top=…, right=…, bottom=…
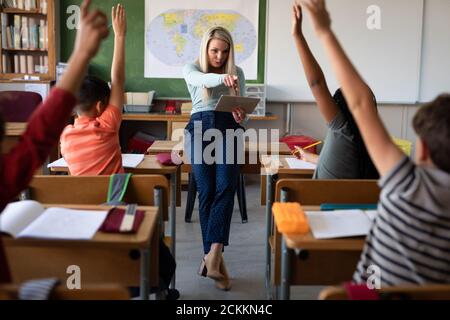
left=197, top=26, right=237, bottom=101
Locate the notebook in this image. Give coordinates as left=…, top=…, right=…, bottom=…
left=0, top=200, right=108, bottom=240
left=305, top=210, right=378, bottom=240
left=48, top=154, right=145, bottom=169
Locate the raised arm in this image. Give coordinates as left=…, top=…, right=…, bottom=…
left=301, top=0, right=403, bottom=175
left=0, top=0, right=109, bottom=205
left=292, top=3, right=338, bottom=123
left=109, top=4, right=126, bottom=110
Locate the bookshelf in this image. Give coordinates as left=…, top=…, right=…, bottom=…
left=0, top=0, right=55, bottom=81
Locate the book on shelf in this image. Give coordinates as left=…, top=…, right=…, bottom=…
left=0, top=0, right=39, bottom=11
left=0, top=200, right=108, bottom=240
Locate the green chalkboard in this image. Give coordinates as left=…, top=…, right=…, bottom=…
left=60, top=0, right=266, bottom=98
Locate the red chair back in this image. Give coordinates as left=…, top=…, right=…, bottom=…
left=0, top=91, right=43, bottom=122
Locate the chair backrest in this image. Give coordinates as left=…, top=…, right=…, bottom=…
left=275, top=179, right=380, bottom=205
left=272, top=179, right=380, bottom=286
left=28, top=175, right=169, bottom=221
left=319, top=285, right=450, bottom=300
left=0, top=91, right=42, bottom=122
left=0, top=284, right=130, bottom=300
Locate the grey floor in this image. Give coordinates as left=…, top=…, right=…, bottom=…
left=172, top=179, right=323, bottom=300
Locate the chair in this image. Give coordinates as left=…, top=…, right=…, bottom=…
left=270, top=179, right=380, bottom=299
left=0, top=283, right=130, bottom=300
left=0, top=91, right=42, bottom=122
left=184, top=173, right=248, bottom=223
left=319, top=284, right=450, bottom=300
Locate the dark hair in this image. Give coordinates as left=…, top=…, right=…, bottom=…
left=333, top=88, right=379, bottom=179
left=413, top=94, right=450, bottom=174
left=78, top=75, right=111, bottom=113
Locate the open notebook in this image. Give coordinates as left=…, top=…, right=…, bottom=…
left=305, top=210, right=378, bottom=240
left=0, top=201, right=108, bottom=240
left=48, top=154, right=145, bottom=169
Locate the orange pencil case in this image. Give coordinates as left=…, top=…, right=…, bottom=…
left=272, top=202, right=310, bottom=234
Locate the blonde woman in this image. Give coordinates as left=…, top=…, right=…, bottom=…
left=183, top=26, right=247, bottom=291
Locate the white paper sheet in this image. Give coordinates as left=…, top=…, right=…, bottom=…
left=306, top=210, right=373, bottom=240
left=285, top=158, right=317, bottom=170
left=121, top=154, right=145, bottom=168
left=48, top=154, right=145, bottom=169
left=18, top=208, right=108, bottom=240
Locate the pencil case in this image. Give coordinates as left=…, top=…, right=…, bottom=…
left=272, top=202, right=310, bottom=234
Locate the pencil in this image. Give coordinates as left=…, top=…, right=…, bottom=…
left=291, top=141, right=322, bottom=155
left=303, top=141, right=322, bottom=150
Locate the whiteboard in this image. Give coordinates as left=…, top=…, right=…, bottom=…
left=266, top=0, right=424, bottom=103
left=419, top=0, right=450, bottom=102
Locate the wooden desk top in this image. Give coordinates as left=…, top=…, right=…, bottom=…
left=5, top=123, right=27, bottom=136
left=148, top=141, right=183, bottom=154
left=148, top=140, right=292, bottom=156
left=281, top=206, right=365, bottom=251
left=260, top=155, right=316, bottom=176
left=122, top=113, right=278, bottom=122
left=2, top=205, right=159, bottom=249
left=49, top=155, right=179, bottom=175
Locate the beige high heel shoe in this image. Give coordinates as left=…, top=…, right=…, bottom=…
left=205, top=251, right=224, bottom=281
left=215, top=258, right=232, bottom=291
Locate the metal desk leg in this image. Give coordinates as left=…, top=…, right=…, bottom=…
left=265, top=173, right=273, bottom=299
left=280, top=188, right=290, bottom=300
left=280, top=238, right=291, bottom=300
left=140, top=248, right=150, bottom=300
left=170, top=171, right=178, bottom=290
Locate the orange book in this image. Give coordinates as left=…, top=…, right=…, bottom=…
left=272, top=202, right=310, bottom=234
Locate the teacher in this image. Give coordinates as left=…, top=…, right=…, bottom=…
left=183, top=26, right=246, bottom=291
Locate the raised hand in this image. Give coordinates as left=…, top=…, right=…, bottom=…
left=291, top=2, right=303, bottom=37
left=112, top=3, right=127, bottom=37
left=300, top=0, right=332, bottom=37
left=74, top=0, right=109, bottom=60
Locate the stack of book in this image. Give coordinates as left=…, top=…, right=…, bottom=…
left=181, top=102, right=192, bottom=115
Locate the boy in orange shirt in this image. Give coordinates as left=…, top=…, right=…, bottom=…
left=61, top=4, right=127, bottom=176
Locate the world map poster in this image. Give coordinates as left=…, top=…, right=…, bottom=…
left=144, top=0, right=259, bottom=79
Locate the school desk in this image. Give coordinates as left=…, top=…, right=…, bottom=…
left=260, top=155, right=316, bottom=297
left=2, top=205, right=159, bottom=300
left=49, top=155, right=180, bottom=285
left=122, top=113, right=278, bottom=141
left=148, top=141, right=294, bottom=223
left=277, top=206, right=365, bottom=300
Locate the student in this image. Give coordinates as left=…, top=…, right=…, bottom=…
left=301, top=0, right=450, bottom=285
left=183, top=26, right=247, bottom=291
left=0, top=0, right=109, bottom=283
left=291, top=3, right=378, bottom=179
left=60, top=4, right=127, bottom=176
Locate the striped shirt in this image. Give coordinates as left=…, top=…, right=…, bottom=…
left=60, top=105, right=124, bottom=176
left=353, top=156, right=450, bottom=286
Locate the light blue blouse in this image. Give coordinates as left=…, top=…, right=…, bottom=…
left=183, top=63, right=246, bottom=115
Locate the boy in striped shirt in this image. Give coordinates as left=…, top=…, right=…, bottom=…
left=301, top=0, right=450, bottom=286
left=60, top=4, right=127, bottom=176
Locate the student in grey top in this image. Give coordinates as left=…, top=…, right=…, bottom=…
left=291, top=3, right=378, bottom=179
left=301, top=0, right=450, bottom=286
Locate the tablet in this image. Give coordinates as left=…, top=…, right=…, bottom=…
left=215, top=95, right=260, bottom=114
